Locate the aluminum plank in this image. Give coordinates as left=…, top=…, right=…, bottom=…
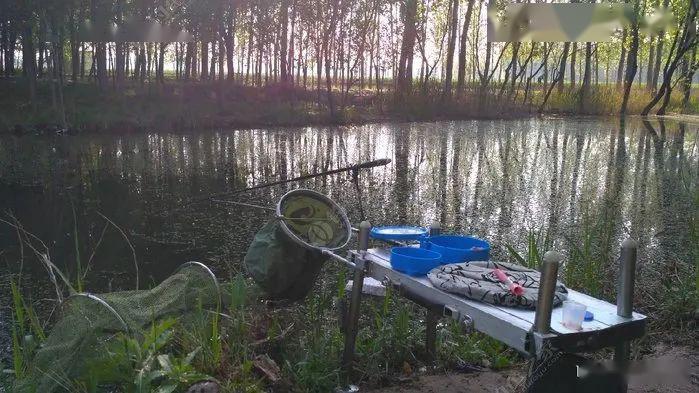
left=364, top=248, right=647, bottom=340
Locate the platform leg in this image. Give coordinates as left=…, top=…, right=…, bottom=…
left=614, top=238, right=637, bottom=392
left=527, top=251, right=562, bottom=391
left=533, top=251, right=562, bottom=335
left=425, top=311, right=438, bottom=367
left=342, top=221, right=371, bottom=384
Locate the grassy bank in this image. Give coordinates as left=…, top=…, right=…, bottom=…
left=2, top=258, right=516, bottom=392
left=2, top=205, right=697, bottom=392
left=1, top=79, right=696, bottom=134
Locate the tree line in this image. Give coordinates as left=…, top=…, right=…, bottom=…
left=0, top=0, right=697, bottom=122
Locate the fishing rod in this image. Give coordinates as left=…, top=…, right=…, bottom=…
left=210, top=158, right=391, bottom=199
left=165, top=158, right=392, bottom=214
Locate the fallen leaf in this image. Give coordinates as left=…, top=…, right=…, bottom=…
left=253, top=354, right=281, bottom=383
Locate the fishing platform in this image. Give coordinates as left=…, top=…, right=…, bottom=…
left=329, top=223, right=646, bottom=391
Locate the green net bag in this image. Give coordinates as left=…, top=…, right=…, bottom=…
left=244, top=189, right=351, bottom=301
left=15, top=262, right=220, bottom=392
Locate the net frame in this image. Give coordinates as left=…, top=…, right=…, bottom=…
left=275, top=188, right=352, bottom=252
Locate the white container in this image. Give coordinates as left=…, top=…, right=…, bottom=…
left=561, top=300, right=587, bottom=331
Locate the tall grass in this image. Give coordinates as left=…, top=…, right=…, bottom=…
left=506, top=229, right=544, bottom=269
left=8, top=279, right=45, bottom=382
left=4, top=78, right=695, bottom=134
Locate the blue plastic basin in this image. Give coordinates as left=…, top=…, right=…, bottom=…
left=370, top=226, right=428, bottom=241
left=422, top=235, right=490, bottom=264
left=390, top=247, right=442, bottom=276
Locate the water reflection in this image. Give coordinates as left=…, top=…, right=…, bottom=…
left=0, top=118, right=697, bottom=299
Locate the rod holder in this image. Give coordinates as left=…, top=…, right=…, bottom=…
left=429, top=222, right=441, bottom=236
left=358, top=221, right=371, bottom=253
left=343, top=221, right=371, bottom=381
left=425, top=311, right=439, bottom=367
left=617, top=238, right=638, bottom=318
left=534, top=251, right=562, bottom=334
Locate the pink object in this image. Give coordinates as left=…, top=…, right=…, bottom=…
left=493, top=268, right=524, bottom=296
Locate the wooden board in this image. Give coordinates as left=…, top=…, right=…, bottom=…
left=362, top=248, right=647, bottom=355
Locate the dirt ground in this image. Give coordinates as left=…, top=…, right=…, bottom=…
left=372, top=345, right=698, bottom=393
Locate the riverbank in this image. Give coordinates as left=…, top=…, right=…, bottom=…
left=2, top=79, right=696, bottom=135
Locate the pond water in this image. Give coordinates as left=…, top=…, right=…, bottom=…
left=0, top=117, right=697, bottom=344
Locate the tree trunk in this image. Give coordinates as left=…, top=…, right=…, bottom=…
left=23, top=25, right=37, bottom=111
left=651, top=0, right=671, bottom=92
left=5, top=23, right=16, bottom=77
left=570, top=42, right=577, bottom=88
left=280, top=0, right=289, bottom=82
left=579, top=42, right=592, bottom=110
left=80, top=42, right=85, bottom=78
left=457, top=0, right=475, bottom=92
left=557, top=43, right=570, bottom=93
left=680, top=46, right=697, bottom=113
left=95, top=43, right=107, bottom=89
left=0, top=23, right=4, bottom=77
left=201, top=41, right=209, bottom=80
left=158, top=43, right=166, bottom=84
left=443, top=0, right=458, bottom=100
left=70, top=8, right=79, bottom=82
left=396, top=0, right=418, bottom=101
left=324, top=0, right=339, bottom=119
left=646, top=36, right=655, bottom=88
left=643, top=1, right=697, bottom=115
left=616, top=28, right=627, bottom=88
left=210, top=41, right=216, bottom=80
left=620, top=3, right=640, bottom=115
left=185, top=42, right=193, bottom=79
left=225, top=4, right=236, bottom=81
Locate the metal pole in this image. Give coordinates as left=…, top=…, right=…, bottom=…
left=425, top=222, right=441, bottom=367
left=615, top=238, right=637, bottom=385
left=617, top=238, right=638, bottom=318
left=426, top=311, right=438, bottom=367
left=533, top=251, right=562, bottom=334
left=342, top=221, right=370, bottom=380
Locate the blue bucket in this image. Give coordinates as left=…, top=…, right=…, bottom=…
left=390, top=247, right=442, bottom=276
left=422, top=235, right=490, bottom=264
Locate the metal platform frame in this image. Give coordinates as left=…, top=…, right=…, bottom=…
left=325, top=221, right=646, bottom=392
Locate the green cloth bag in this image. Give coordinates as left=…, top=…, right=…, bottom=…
left=244, top=219, right=327, bottom=301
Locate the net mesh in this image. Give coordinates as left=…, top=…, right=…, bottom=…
left=16, top=263, right=220, bottom=393
left=278, top=190, right=351, bottom=250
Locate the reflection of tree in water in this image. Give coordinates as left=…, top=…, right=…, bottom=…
left=642, top=120, right=696, bottom=298
left=568, top=127, right=585, bottom=222
left=437, top=130, right=449, bottom=225
left=495, top=126, right=514, bottom=245
left=469, top=121, right=487, bottom=232
left=393, top=126, right=410, bottom=224
left=450, top=129, right=464, bottom=233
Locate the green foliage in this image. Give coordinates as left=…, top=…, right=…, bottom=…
left=177, top=310, right=224, bottom=375
left=84, top=317, right=212, bottom=392
left=284, top=327, right=343, bottom=393
left=439, top=321, right=513, bottom=370
left=506, top=229, right=543, bottom=269
left=564, top=223, right=603, bottom=297
left=8, top=279, right=45, bottom=381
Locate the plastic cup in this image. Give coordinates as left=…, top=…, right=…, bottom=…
left=561, top=301, right=587, bottom=331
